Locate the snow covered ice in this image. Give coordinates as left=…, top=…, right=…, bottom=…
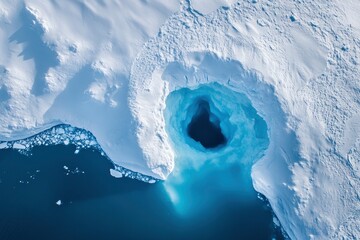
left=0, top=0, right=360, bottom=239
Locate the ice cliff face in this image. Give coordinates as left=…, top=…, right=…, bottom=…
left=0, top=1, right=359, bottom=239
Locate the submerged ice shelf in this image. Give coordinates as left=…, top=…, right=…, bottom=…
left=164, top=83, right=269, bottom=214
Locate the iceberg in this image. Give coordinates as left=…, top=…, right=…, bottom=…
left=0, top=0, right=359, bottom=239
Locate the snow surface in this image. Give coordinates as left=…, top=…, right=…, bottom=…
left=190, top=0, right=238, bottom=15
left=0, top=1, right=360, bottom=239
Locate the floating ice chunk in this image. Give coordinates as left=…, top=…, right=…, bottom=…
left=57, top=128, right=65, bottom=135
left=56, top=200, right=62, bottom=206
left=109, top=169, right=123, bottom=178
left=13, top=143, right=26, bottom=150
left=63, top=139, right=70, bottom=145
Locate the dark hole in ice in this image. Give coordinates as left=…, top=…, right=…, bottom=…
left=187, top=100, right=226, bottom=149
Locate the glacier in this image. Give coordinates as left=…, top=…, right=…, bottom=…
left=0, top=0, right=360, bottom=239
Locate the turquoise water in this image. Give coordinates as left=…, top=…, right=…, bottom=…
left=163, top=84, right=272, bottom=218
left=0, top=145, right=285, bottom=240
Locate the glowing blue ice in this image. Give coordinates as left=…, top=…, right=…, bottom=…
left=164, top=83, right=269, bottom=215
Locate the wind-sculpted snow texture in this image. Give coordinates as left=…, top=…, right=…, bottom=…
left=0, top=1, right=359, bottom=239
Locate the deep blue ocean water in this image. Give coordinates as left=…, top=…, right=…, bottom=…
left=0, top=145, right=285, bottom=240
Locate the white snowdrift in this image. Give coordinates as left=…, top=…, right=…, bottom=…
left=0, top=0, right=179, bottom=177
left=0, top=1, right=359, bottom=239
